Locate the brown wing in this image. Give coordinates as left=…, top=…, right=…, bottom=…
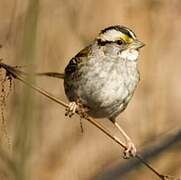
left=64, top=45, right=92, bottom=101
left=64, top=45, right=92, bottom=75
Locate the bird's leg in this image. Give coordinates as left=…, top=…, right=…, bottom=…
left=111, top=120, right=136, bottom=158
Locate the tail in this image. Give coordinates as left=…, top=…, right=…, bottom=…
left=0, top=61, right=64, bottom=79
left=36, top=72, right=64, bottom=79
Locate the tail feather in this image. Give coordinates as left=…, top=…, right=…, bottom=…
left=36, top=72, right=64, bottom=79
left=0, top=61, right=64, bottom=79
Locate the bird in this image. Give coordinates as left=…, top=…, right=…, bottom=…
left=38, top=25, right=145, bottom=158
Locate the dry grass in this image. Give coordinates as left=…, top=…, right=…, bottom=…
left=0, top=0, right=180, bottom=179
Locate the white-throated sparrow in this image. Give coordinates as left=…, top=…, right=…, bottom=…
left=39, top=25, right=145, bottom=158
left=64, top=25, right=144, bottom=158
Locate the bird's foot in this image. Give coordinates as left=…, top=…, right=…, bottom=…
left=65, top=101, right=89, bottom=133
left=123, top=140, right=137, bottom=159
left=65, top=101, right=89, bottom=118
left=65, top=102, right=78, bottom=117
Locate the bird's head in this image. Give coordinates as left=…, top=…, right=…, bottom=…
left=97, top=25, right=145, bottom=50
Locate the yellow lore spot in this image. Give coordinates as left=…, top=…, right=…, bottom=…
left=120, top=34, right=133, bottom=44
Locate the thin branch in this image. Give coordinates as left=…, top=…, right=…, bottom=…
left=95, top=130, right=181, bottom=180
left=0, top=62, right=173, bottom=180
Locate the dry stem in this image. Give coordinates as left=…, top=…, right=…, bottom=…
left=0, top=62, right=174, bottom=180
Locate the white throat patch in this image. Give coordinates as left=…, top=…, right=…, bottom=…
left=121, top=49, right=139, bottom=61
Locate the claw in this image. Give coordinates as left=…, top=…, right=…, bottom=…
left=123, top=140, right=136, bottom=159
left=65, top=102, right=77, bottom=117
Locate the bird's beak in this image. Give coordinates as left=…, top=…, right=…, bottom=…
left=130, top=40, right=145, bottom=49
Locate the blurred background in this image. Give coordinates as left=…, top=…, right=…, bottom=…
left=0, top=0, right=180, bottom=179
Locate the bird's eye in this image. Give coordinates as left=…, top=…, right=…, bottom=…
left=116, top=40, right=123, bottom=45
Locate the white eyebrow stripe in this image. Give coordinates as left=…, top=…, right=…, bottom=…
left=99, top=30, right=125, bottom=41
left=129, top=30, right=136, bottom=39
left=122, top=26, right=137, bottom=39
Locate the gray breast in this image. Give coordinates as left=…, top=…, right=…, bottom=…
left=64, top=42, right=140, bottom=119
left=75, top=49, right=139, bottom=119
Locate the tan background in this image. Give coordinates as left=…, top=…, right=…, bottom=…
left=0, top=0, right=180, bottom=179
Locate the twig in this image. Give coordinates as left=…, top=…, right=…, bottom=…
left=96, top=130, right=181, bottom=180
left=0, top=62, right=172, bottom=179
